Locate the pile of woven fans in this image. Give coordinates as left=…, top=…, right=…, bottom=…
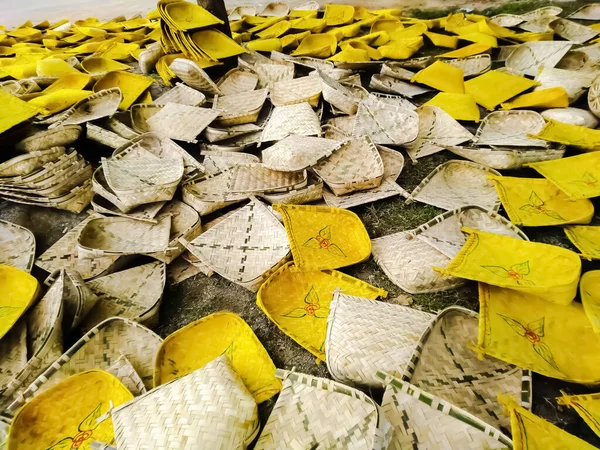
left=4, top=1, right=600, bottom=449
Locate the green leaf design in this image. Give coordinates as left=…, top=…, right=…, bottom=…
left=313, top=308, right=330, bottom=319
left=482, top=265, right=509, bottom=278
left=519, top=204, right=540, bottom=215
left=498, top=313, right=527, bottom=337
left=282, top=307, right=308, bottom=318
left=511, top=261, right=530, bottom=276
left=303, top=237, right=321, bottom=249
left=527, top=318, right=545, bottom=337
left=47, top=438, right=73, bottom=450
left=528, top=191, right=544, bottom=207
left=319, top=225, right=331, bottom=240
left=517, top=278, right=535, bottom=286
left=533, top=341, right=561, bottom=372
left=304, top=286, right=319, bottom=305
left=79, top=403, right=103, bottom=432
left=544, top=210, right=565, bottom=221
left=327, top=243, right=346, bottom=258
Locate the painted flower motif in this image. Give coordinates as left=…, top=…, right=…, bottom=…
left=47, top=403, right=103, bottom=450
left=498, top=314, right=560, bottom=373
left=282, top=286, right=329, bottom=319
left=519, top=191, right=564, bottom=221
left=482, top=261, right=534, bottom=286
left=303, top=226, right=346, bottom=257
left=574, top=172, right=599, bottom=189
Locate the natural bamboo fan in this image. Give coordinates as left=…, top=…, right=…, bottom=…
left=87, top=123, right=128, bottom=149
left=261, top=102, right=321, bottom=142
left=379, top=373, right=513, bottom=449
left=550, top=18, right=599, bottom=44
left=91, top=196, right=166, bottom=223
left=260, top=174, right=324, bottom=205
left=0, top=265, right=39, bottom=341
left=16, top=125, right=82, bottom=152
left=447, top=145, right=565, bottom=170
left=541, top=107, right=598, bottom=128
left=262, top=135, right=343, bottom=172
left=271, top=75, right=322, bottom=107
left=0, top=221, right=35, bottom=273
left=318, top=70, right=362, bottom=115
left=213, top=88, right=268, bottom=126
left=216, top=68, right=258, bottom=95
left=506, top=41, right=572, bottom=76
left=104, top=354, right=147, bottom=397
left=475, top=110, right=547, bottom=147
left=154, top=311, right=281, bottom=403
left=254, top=369, right=391, bottom=450
left=257, top=262, right=386, bottom=361
left=261, top=2, right=290, bottom=16
left=49, top=269, right=99, bottom=329
left=80, top=261, right=166, bottom=331
left=183, top=199, right=289, bottom=291
left=370, top=74, right=432, bottom=97
left=145, top=103, right=220, bottom=142
left=0, top=147, right=66, bottom=178
left=535, top=67, right=595, bottom=103
left=152, top=83, right=206, bottom=106
left=168, top=58, right=221, bottom=94
left=202, top=151, right=260, bottom=174
left=274, top=204, right=372, bottom=271
left=569, top=3, right=600, bottom=20
left=408, top=160, right=501, bottom=211
left=326, top=292, right=434, bottom=388
left=9, top=318, right=161, bottom=411
left=113, top=356, right=259, bottom=450
left=49, top=87, right=122, bottom=128
left=204, top=123, right=262, bottom=143
left=130, top=104, right=162, bottom=133
left=0, top=320, right=26, bottom=407
left=403, top=306, right=531, bottom=431
left=488, top=175, right=594, bottom=226
left=138, top=42, right=164, bottom=75
left=8, top=370, right=133, bottom=450
left=445, top=54, right=492, bottom=77
left=405, top=105, right=473, bottom=161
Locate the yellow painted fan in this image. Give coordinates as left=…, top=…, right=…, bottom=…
left=0, top=264, right=39, bottom=340
left=163, top=1, right=223, bottom=31
left=93, top=71, right=153, bottom=110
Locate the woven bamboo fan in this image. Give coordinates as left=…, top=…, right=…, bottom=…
left=146, top=200, right=201, bottom=263
left=145, top=103, right=220, bottom=143
left=260, top=174, right=324, bottom=205
left=80, top=261, right=166, bottom=331
left=15, top=125, right=82, bottom=152
left=318, top=70, right=361, bottom=115
left=130, top=104, right=163, bottom=133
left=257, top=262, right=386, bottom=361
left=445, top=54, right=492, bottom=77
left=262, top=135, right=342, bottom=172
left=378, top=373, right=513, bottom=450
left=405, top=106, right=473, bottom=161
left=0, top=320, right=26, bottom=408
left=9, top=317, right=161, bottom=411
left=104, top=118, right=139, bottom=141
left=270, top=75, right=322, bottom=107
left=77, top=216, right=171, bottom=258
left=550, top=18, right=599, bottom=44
left=313, top=136, right=384, bottom=196
left=0, top=220, right=35, bottom=273
left=113, top=355, right=259, bottom=450
left=0, top=149, right=78, bottom=187
left=371, top=92, right=417, bottom=110
left=9, top=370, right=133, bottom=450
left=49, top=87, right=122, bottom=128
left=323, top=145, right=407, bottom=208
left=229, top=5, right=256, bottom=20
left=475, top=110, right=547, bottom=147
left=154, top=311, right=281, bottom=403
left=403, top=306, right=532, bottom=431
left=0, top=265, right=39, bottom=342
left=152, top=82, right=206, bottom=106
left=93, top=165, right=139, bottom=214
left=87, top=123, right=129, bottom=149
left=244, top=59, right=295, bottom=89
left=521, top=5, right=563, bottom=21
left=182, top=173, right=248, bottom=216
left=325, top=115, right=356, bottom=137
left=589, top=79, right=600, bottom=118
left=91, top=195, right=166, bottom=223
left=326, top=291, right=434, bottom=388
left=369, top=74, right=431, bottom=97
left=202, top=151, right=260, bottom=174
left=105, top=354, right=147, bottom=397
left=214, top=88, right=268, bottom=126
left=169, top=58, right=221, bottom=95
left=542, top=107, right=598, bottom=128
left=261, top=1, right=289, bottom=16
left=447, top=145, right=565, bottom=170
left=254, top=369, right=392, bottom=450
left=47, top=269, right=99, bottom=329
left=569, top=3, right=600, bottom=19
left=0, top=147, right=65, bottom=177
left=216, top=68, right=259, bottom=95
left=204, top=123, right=262, bottom=143
left=495, top=44, right=518, bottom=62
left=139, top=42, right=164, bottom=75
left=381, top=63, right=415, bottom=81
left=183, top=199, right=290, bottom=291
left=408, top=160, right=501, bottom=211
left=535, top=67, right=595, bottom=103
left=506, top=41, right=572, bottom=76
left=0, top=272, right=64, bottom=406
left=261, top=102, right=321, bottom=142
left=353, top=95, right=419, bottom=145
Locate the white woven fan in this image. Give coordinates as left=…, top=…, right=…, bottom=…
left=216, top=68, right=259, bottom=95
left=475, top=110, right=547, bottom=147
left=16, top=125, right=82, bottom=152
left=262, top=135, right=343, bottom=172
left=145, top=103, right=220, bottom=143
left=261, top=102, right=322, bottom=142
left=214, top=88, right=268, bottom=126
left=271, top=75, right=322, bottom=107
left=153, top=83, right=206, bottom=107
left=0, top=220, right=35, bottom=272
left=49, top=87, right=122, bottom=128
left=506, top=41, right=573, bottom=76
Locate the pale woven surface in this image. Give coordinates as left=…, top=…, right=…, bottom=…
left=405, top=307, right=531, bottom=431
left=169, top=58, right=221, bottom=94
left=406, top=106, right=473, bottom=161
left=204, top=123, right=262, bottom=143
left=113, top=355, right=259, bottom=450
left=146, top=103, right=220, bottom=142
left=326, top=292, right=434, bottom=388
left=506, top=41, right=572, bottom=76
left=380, top=374, right=512, bottom=450
left=0, top=147, right=65, bottom=177
left=261, top=102, right=321, bottom=142
left=130, top=104, right=163, bottom=133
left=229, top=164, right=307, bottom=194
left=106, top=355, right=147, bottom=397
left=217, top=69, right=259, bottom=95
left=381, top=63, right=415, bottom=81
left=320, top=71, right=360, bottom=115
left=183, top=199, right=289, bottom=290
left=16, top=125, right=82, bottom=152
left=261, top=2, right=289, bottom=16
left=153, top=83, right=206, bottom=106
left=262, top=135, right=342, bottom=172
left=535, top=67, right=595, bottom=101
left=81, top=261, right=166, bottom=330
left=0, top=321, right=26, bottom=396
left=369, top=74, right=431, bottom=97
left=271, top=75, right=322, bottom=107
left=106, top=117, right=139, bottom=140
left=475, top=110, right=548, bottom=147
left=58, top=269, right=99, bottom=329
left=9, top=317, right=162, bottom=411
left=445, top=54, right=492, bottom=77
left=0, top=220, right=35, bottom=272
left=87, top=123, right=129, bottom=149
left=241, top=56, right=295, bottom=89
left=569, top=3, right=600, bottom=19
left=353, top=95, right=419, bottom=145
left=370, top=92, right=417, bottom=110
left=50, top=87, right=122, bottom=128
left=139, top=42, right=164, bottom=75
left=214, top=88, right=268, bottom=126
left=203, top=151, right=260, bottom=174
left=255, top=370, right=391, bottom=450
left=314, top=136, right=384, bottom=196
left=448, top=145, right=565, bottom=170
left=260, top=175, right=324, bottom=205
left=409, top=160, right=501, bottom=211
left=550, top=18, right=599, bottom=44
